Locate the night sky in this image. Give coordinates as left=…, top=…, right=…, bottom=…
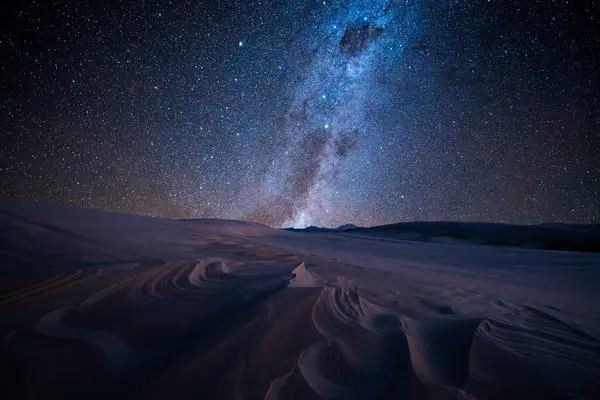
left=1, top=1, right=599, bottom=228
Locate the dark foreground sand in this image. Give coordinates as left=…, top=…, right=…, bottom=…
left=1, top=199, right=599, bottom=399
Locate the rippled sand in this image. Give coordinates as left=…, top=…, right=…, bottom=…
left=1, top=199, right=599, bottom=399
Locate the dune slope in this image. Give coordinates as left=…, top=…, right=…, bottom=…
left=0, top=199, right=599, bottom=399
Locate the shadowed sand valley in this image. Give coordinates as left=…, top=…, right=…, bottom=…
left=1, top=199, right=599, bottom=399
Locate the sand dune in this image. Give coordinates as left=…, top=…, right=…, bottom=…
left=0, top=199, right=599, bottom=399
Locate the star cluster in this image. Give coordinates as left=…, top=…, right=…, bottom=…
left=1, top=0, right=599, bottom=227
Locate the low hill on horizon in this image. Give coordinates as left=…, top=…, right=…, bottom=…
left=286, top=220, right=600, bottom=253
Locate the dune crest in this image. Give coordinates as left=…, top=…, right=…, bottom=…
left=189, top=258, right=238, bottom=284
left=289, top=262, right=323, bottom=287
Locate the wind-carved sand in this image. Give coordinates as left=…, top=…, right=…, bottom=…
left=289, top=261, right=323, bottom=287
left=35, top=307, right=129, bottom=371
left=0, top=198, right=599, bottom=399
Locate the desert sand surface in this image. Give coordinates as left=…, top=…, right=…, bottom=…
left=1, top=198, right=599, bottom=399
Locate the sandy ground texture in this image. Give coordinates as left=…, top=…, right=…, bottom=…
left=1, top=198, right=599, bottom=399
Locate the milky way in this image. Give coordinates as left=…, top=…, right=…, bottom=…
left=261, top=1, right=418, bottom=227
left=1, top=1, right=599, bottom=227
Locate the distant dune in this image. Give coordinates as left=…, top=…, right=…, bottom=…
left=288, top=221, right=600, bottom=252
left=1, top=198, right=599, bottom=399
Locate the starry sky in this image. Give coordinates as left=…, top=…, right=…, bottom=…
left=1, top=0, right=599, bottom=228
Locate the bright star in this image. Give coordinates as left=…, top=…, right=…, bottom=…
left=238, top=41, right=243, bottom=46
